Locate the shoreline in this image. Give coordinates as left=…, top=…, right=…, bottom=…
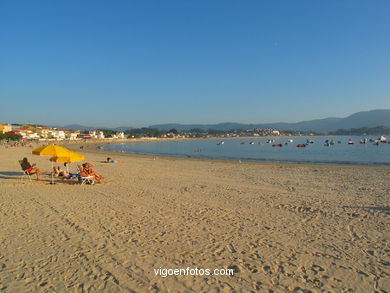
left=39, top=133, right=382, bottom=146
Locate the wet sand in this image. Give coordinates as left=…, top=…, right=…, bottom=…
left=0, top=144, right=389, bottom=292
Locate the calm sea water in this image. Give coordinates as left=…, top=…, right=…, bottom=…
left=103, top=136, right=390, bottom=166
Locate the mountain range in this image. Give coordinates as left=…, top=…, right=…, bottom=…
left=149, top=110, right=390, bottom=132
left=57, top=124, right=133, bottom=131
left=60, top=109, right=390, bottom=133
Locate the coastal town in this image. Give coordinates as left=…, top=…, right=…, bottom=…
left=0, top=123, right=125, bottom=141
left=0, top=123, right=285, bottom=142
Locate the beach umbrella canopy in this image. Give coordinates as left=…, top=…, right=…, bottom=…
left=32, top=145, right=77, bottom=184
left=49, top=152, right=84, bottom=163
left=32, top=145, right=72, bottom=157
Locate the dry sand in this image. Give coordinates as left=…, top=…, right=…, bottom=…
left=0, top=144, right=389, bottom=292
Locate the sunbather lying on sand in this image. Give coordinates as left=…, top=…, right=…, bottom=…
left=106, top=157, right=120, bottom=163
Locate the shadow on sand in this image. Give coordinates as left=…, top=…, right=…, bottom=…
left=0, top=171, right=23, bottom=176
left=343, top=206, right=390, bottom=212
left=0, top=171, right=72, bottom=184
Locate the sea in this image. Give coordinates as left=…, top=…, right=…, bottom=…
left=103, top=136, right=390, bottom=166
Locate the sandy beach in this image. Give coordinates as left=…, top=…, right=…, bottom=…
left=0, top=144, right=389, bottom=292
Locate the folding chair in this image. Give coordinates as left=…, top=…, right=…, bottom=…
left=78, top=175, right=95, bottom=185
left=19, top=160, right=33, bottom=181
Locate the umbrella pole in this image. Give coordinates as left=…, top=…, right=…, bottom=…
left=51, top=161, right=54, bottom=184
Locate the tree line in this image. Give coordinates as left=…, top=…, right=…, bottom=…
left=329, top=126, right=390, bottom=135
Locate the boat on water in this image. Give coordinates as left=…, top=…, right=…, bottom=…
left=360, top=138, right=367, bottom=144
left=296, top=144, right=306, bottom=148
left=348, top=139, right=355, bottom=145
left=288, top=139, right=293, bottom=143
left=272, top=143, right=282, bottom=147
left=216, top=141, right=225, bottom=145
left=249, top=141, right=255, bottom=145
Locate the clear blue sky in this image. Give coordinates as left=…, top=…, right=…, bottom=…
left=1, top=0, right=389, bottom=127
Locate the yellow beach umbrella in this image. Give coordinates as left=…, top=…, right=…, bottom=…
left=49, top=152, right=84, bottom=163
left=32, top=145, right=72, bottom=157
left=32, top=145, right=75, bottom=184
left=50, top=151, right=85, bottom=175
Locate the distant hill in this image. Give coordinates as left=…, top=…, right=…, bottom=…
left=329, top=126, right=390, bottom=135
left=61, top=124, right=96, bottom=131
left=60, top=124, right=133, bottom=131
left=113, top=126, right=134, bottom=131
left=56, top=109, right=390, bottom=133
left=150, top=109, right=390, bottom=133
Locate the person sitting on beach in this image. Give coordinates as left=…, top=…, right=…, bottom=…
left=51, top=166, right=69, bottom=177
left=79, top=163, right=103, bottom=183
left=106, top=157, right=119, bottom=163
left=78, top=165, right=89, bottom=177
left=21, top=157, right=42, bottom=180
left=59, top=167, right=70, bottom=178
left=51, top=166, right=61, bottom=177
left=84, top=163, right=103, bottom=183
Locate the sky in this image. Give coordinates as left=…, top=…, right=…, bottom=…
left=1, top=0, right=389, bottom=127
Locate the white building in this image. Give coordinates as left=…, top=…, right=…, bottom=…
left=1, top=124, right=13, bottom=133
left=115, top=132, right=125, bottom=139
left=26, top=133, right=41, bottom=139
left=96, top=131, right=105, bottom=139
left=50, top=130, right=66, bottom=140
left=69, top=132, right=79, bottom=140
left=88, top=131, right=96, bottom=138
left=39, top=129, right=50, bottom=138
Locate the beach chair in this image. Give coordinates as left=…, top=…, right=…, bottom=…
left=78, top=175, right=95, bottom=185
left=19, top=160, right=33, bottom=181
